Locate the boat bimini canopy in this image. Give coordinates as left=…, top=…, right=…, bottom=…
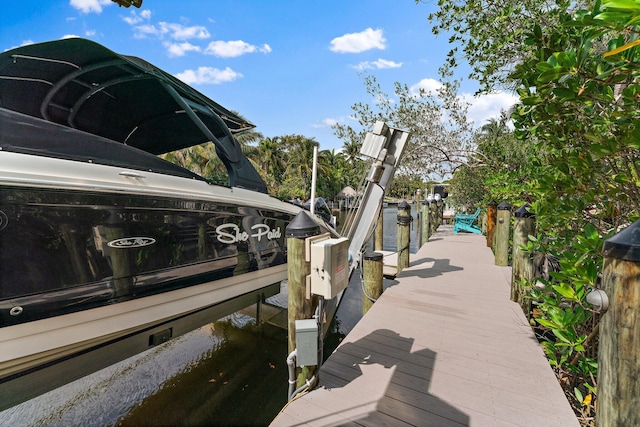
left=0, top=37, right=267, bottom=193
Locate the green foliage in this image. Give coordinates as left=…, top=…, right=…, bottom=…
left=449, top=114, right=538, bottom=210
left=527, top=223, right=605, bottom=422
left=425, top=0, right=592, bottom=92
left=387, top=173, right=428, bottom=200
left=428, top=0, right=640, bottom=423
left=162, top=132, right=365, bottom=201
left=332, top=75, right=476, bottom=181
left=507, top=2, right=640, bottom=421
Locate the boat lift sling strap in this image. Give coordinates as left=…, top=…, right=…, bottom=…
left=0, top=37, right=268, bottom=193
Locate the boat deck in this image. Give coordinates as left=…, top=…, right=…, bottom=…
left=269, top=225, right=579, bottom=426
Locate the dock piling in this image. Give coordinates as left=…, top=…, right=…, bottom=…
left=487, top=200, right=497, bottom=249
left=511, top=204, right=535, bottom=318
left=420, top=201, right=430, bottom=246
left=598, top=220, right=640, bottom=427
left=494, top=202, right=511, bottom=266
left=374, top=209, right=383, bottom=251
left=362, top=251, right=383, bottom=315
left=285, top=212, right=320, bottom=388
left=397, top=201, right=412, bottom=273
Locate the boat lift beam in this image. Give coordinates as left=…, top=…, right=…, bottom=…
left=343, top=121, right=410, bottom=274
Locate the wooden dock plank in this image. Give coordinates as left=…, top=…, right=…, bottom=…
left=270, top=226, right=579, bottom=427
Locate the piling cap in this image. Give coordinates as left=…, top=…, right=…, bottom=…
left=497, top=202, right=511, bottom=210
left=398, top=200, right=411, bottom=210
left=488, top=200, right=498, bottom=207
left=603, top=219, right=640, bottom=262
left=514, top=204, right=535, bottom=218
left=285, top=211, right=320, bottom=238
left=364, top=251, right=383, bottom=261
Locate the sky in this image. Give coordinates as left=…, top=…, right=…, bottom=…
left=1, top=0, right=518, bottom=152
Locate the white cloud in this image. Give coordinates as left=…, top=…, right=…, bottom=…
left=131, top=21, right=210, bottom=40
left=352, top=58, right=402, bottom=71
left=4, top=40, right=34, bottom=52
left=164, top=42, right=201, bottom=57
left=409, top=78, right=519, bottom=126
left=175, top=66, right=242, bottom=85
left=410, top=78, right=443, bottom=96
left=330, top=28, right=386, bottom=53
left=69, top=0, right=112, bottom=14
left=123, top=9, right=151, bottom=25
left=313, top=118, right=338, bottom=128
left=464, top=91, right=519, bottom=126
left=159, top=22, right=210, bottom=40
left=204, top=40, right=271, bottom=58
left=62, top=34, right=81, bottom=39
left=131, top=24, right=159, bottom=39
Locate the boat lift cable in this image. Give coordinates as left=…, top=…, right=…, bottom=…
left=359, top=266, right=377, bottom=304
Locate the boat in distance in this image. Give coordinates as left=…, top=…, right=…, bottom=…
left=0, top=38, right=338, bottom=408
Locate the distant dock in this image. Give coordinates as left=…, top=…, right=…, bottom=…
left=270, top=225, right=578, bottom=426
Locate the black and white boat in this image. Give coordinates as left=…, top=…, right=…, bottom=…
left=0, top=38, right=408, bottom=409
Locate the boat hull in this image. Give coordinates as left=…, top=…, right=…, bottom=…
left=0, top=184, right=290, bottom=326
left=0, top=151, right=333, bottom=408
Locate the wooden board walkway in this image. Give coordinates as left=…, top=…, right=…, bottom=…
left=270, top=225, right=579, bottom=427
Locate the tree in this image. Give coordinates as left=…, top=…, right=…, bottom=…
left=247, top=136, right=287, bottom=195
left=424, top=0, right=592, bottom=92
left=161, top=143, right=227, bottom=185
left=318, top=149, right=350, bottom=199
left=387, top=173, right=427, bottom=200
left=423, top=1, right=640, bottom=422
left=340, top=139, right=362, bottom=169
left=333, top=74, right=476, bottom=182
left=448, top=112, right=538, bottom=210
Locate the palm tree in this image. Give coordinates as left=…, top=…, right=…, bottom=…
left=283, top=135, right=329, bottom=196
left=320, top=149, right=348, bottom=198
left=252, top=137, right=285, bottom=178
left=342, top=139, right=362, bottom=169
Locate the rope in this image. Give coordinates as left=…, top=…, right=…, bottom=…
left=358, top=265, right=378, bottom=303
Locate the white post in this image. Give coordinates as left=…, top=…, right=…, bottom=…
left=310, top=144, right=318, bottom=216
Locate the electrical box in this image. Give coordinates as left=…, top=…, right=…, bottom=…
left=295, top=319, right=318, bottom=367
left=310, top=237, right=349, bottom=299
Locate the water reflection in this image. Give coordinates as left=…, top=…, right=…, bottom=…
left=117, top=319, right=288, bottom=427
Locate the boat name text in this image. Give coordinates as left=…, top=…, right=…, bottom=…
left=216, top=223, right=281, bottom=244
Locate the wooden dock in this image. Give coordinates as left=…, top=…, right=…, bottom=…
left=270, top=225, right=579, bottom=427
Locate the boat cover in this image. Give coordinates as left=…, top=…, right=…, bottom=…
left=0, top=38, right=267, bottom=192
left=0, top=107, right=207, bottom=181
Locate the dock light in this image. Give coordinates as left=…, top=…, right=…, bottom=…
left=586, top=288, right=609, bottom=313
left=426, top=194, right=434, bottom=202
left=434, top=193, right=442, bottom=202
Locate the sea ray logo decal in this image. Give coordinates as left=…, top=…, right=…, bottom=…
left=0, top=211, right=7, bottom=231
left=107, top=237, right=156, bottom=248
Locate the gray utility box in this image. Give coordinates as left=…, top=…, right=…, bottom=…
left=295, top=318, right=318, bottom=367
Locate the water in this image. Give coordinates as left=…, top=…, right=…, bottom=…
left=0, top=205, right=419, bottom=426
